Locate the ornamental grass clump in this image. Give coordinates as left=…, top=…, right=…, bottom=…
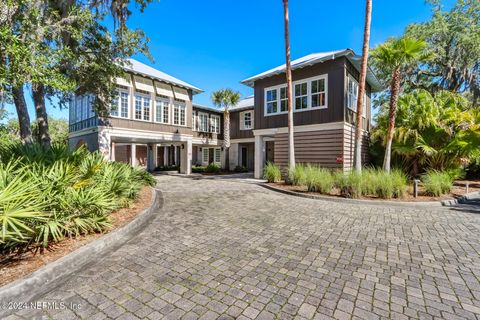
left=0, top=143, right=155, bottom=253
left=304, top=165, right=334, bottom=194
left=263, top=162, right=282, bottom=183
left=288, top=164, right=307, bottom=186
left=422, top=170, right=453, bottom=196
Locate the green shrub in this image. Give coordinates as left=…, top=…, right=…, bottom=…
left=0, top=142, right=155, bottom=253
left=288, top=164, right=307, bottom=186
left=303, top=165, right=334, bottom=193
left=264, top=162, right=282, bottom=183
left=234, top=165, right=248, bottom=173
left=422, top=170, right=453, bottom=196
left=192, top=165, right=206, bottom=173
left=205, top=163, right=221, bottom=173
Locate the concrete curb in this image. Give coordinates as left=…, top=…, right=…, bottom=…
left=259, top=183, right=444, bottom=208
left=441, top=191, right=480, bottom=206
left=0, top=187, right=163, bottom=318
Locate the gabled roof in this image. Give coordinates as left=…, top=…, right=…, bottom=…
left=123, top=59, right=203, bottom=94
left=241, top=49, right=383, bottom=92
left=230, top=95, right=254, bottom=112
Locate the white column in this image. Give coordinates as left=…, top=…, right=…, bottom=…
left=180, top=139, right=192, bottom=174
left=98, top=129, right=111, bottom=160
left=147, top=144, right=155, bottom=171
left=111, top=142, right=116, bottom=161
left=229, top=143, right=239, bottom=171
left=131, top=144, right=137, bottom=166
left=254, top=135, right=264, bottom=179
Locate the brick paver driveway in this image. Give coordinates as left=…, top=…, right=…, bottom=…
left=10, top=175, right=480, bottom=320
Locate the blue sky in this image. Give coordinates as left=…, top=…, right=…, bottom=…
left=4, top=0, right=455, bottom=120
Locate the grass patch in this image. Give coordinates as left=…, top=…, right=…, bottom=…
left=264, top=162, right=282, bottom=183
left=422, top=170, right=453, bottom=196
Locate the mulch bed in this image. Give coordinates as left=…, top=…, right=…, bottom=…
left=269, top=181, right=480, bottom=202
left=0, top=186, right=153, bottom=288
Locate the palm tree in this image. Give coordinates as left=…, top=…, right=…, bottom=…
left=354, top=0, right=372, bottom=173
left=212, top=89, right=241, bottom=171
left=371, top=37, right=428, bottom=172
left=283, top=0, right=295, bottom=169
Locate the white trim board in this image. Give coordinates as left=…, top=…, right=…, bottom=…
left=253, top=122, right=346, bottom=136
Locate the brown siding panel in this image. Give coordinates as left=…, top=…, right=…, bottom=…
left=274, top=130, right=344, bottom=169
left=106, top=118, right=192, bottom=135
left=343, top=126, right=370, bottom=169
left=230, top=109, right=254, bottom=140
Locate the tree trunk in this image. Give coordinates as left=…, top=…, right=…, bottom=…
left=223, top=110, right=230, bottom=171
left=284, top=0, right=295, bottom=169
left=32, top=82, right=51, bottom=148
left=12, top=85, right=33, bottom=144
left=354, top=0, right=372, bottom=173
left=383, top=67, right=402, bottom=173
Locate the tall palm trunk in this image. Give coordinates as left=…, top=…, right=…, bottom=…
left=284, top=0, right=295, bottom=169
left=354, top=0, right=372, bottom=173
left=32, top=82, right=51, bottom=147
left=223, top=109, right=230, bottom=171
left=12, top=85, right=33, bottom=144
left=383, top=67, right=401, bottom=173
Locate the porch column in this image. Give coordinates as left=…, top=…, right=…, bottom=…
left=254, top=135, right=264, bottom=179
left=147, top=144, right=155, bottom=172
left=229, top=143, right=239, bottom=171
left=180, top=139, right=192, bottom=175
left=164, top=145, right=169, bottom=166
left=111, top=142, right=116, bottom=161
left=131, top=144, right=137, bottom=166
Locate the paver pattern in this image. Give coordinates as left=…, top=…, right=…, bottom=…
left=7, top=175, right=480, bottom=320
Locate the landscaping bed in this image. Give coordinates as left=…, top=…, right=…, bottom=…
left=268, top=181, right=479, bottom=202
left=0, top=186, right=153, bottom=287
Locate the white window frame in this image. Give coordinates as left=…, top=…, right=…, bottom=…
left=198, top=112, right=209, bottom=132
left=110, top=89, right=130, bottom=119
left=134, top=93, right=151, bottom=122
left=294, top=81, right=308, bottom=110
left=240, top=111, right=253, bottom=130
left=264, top=74, right=328, bottom=116
left=202, top=148, right=209, bottom=164
left=155, top=98, right=170, bottom=124
left=310, top=77, right=327, bottom=109
left=265, top=87, right=279, bottom=115
left=173, top=103, right=186, bottom=126
left=214, top=148, right=221, bottom=164
left=192, top=113, right=197, bottom=131
left=347, top=75, right=359, bottom=112
left=211, top=115, right=221, bottom=134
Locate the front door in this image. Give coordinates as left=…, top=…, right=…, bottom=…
left=241, top=147, right=248, bottom=167
left=208, top=148, right=214, bottom=164
left=265, top=141, right=274, bottom=163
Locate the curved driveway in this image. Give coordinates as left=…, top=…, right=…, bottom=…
left=9, top=175, right=480, bottom=320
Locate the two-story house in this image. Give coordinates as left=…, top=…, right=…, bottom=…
left=232, top=49, right=382, bottom=178
left=68, top=59, right=224, bottom=174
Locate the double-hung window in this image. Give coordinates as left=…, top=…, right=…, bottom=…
left=294, top=82, right=308, bottom=110
left=241, top=111, right=252, bottom=130
left=192, top=113, right=197, bottom=131
left=266, top=89, right=278, bottom=114
left=198, top=113, right=209, bottom=132
left=211, top=115, right=220, bottom=133
left=311, top=78, right=326, bottom=108
left=155, top=99, right=169, bottom=124
left=280, top=87, right=288, bottom=112
left=347, top=76, right=359, bottom=111
left=110, top=95, right=119, bottom=117
left=135, top=94, right=150, bottom=121
left=173, top=103, right=186, bottom=126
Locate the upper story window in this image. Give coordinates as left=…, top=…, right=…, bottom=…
left=280, top=87, right=288, bottom=112
left=155, top=98, right=169, bottom=124
left=211, top=115, right=220, bottom=134
left=198, top=113, right=209, bottom=132
left=264, top=74, right=328, bottom=116
left=294, top=82, right=308, bottom=110
left=192, top=113, right=197, bottom=131
left=347, top=76, right=367, bottom=118
left=135, top=94, right=151, bottom=121
left=311, top=78, right=326, bottom=108
left=111, top=91, right=129, bottom=118
left=266, top=89, right=278, bottom=114
left=173, top=103, right=186, bottom=126
left=240, top=110, right=253, bottom=130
